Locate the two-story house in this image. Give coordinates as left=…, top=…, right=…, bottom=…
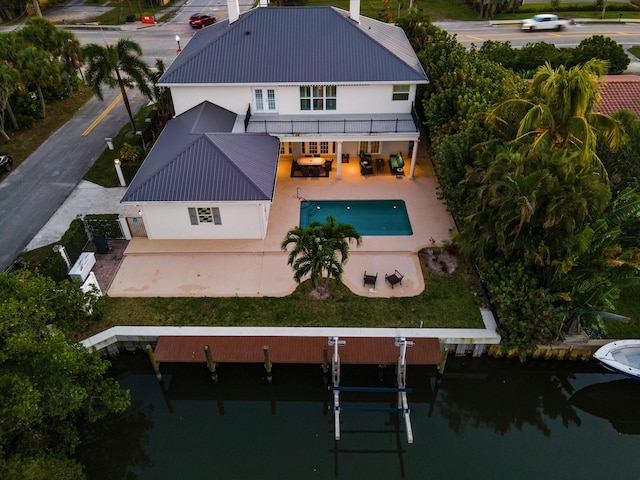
left=121, top=1, right=429, bottom=240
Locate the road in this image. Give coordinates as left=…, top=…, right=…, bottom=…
left=0, top=87, right=148, bottom=269
left=435, top=20, right=640, bottom=49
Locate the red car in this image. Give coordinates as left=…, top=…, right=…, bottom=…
left=189, top=14, right=216, bottom=28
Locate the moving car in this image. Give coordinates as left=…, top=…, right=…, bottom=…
left=521, top=14, right=574, bottom=31
left=0, top=152, right=12, bottom=172
left=189, top=13, right=216, bottom=28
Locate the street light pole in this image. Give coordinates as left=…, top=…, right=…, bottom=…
left=176, top=35, right=182, bottom=54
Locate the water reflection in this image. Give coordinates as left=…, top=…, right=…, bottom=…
left=78, top=352, right=640, bottom=480
left=438, top=357, right=582, bottom=436
left=570, top=379, right=640, bottom=434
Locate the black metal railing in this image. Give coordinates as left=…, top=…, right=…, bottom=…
left=246, top=117, right=418, bottom=135
left=244, top=104, right=252, bottom=132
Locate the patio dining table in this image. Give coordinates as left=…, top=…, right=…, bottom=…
left=296, top=157, right=325, bottom=166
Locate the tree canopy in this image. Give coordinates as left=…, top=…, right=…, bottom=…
left=0, top=271, right=129, bottom=479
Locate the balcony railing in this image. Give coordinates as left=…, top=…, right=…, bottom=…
left=246, top=103, right=421, bottom=136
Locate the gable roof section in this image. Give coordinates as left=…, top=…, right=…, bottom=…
left=598, top=75, right=640, bottom=119
left=122, top=102, right=279, bottom=203
left=160, top=6, right=428, bottom=85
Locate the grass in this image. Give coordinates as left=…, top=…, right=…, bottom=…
left=80, top=251, right=486, bottom=338
left=630, top=46, right=640, bottom=58
left=84, top=0, right=178, bottom=25
left=83, top=104, right=155, bottom=187
left=0, top=86, right=94, bottom=174
left=606, top=286, right=640, bottom=339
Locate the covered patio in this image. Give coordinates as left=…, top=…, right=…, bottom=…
left=108, top=151, right=456, bottom=298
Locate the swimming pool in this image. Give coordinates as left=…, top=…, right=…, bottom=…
left=299, top=200, right=412, bottom=236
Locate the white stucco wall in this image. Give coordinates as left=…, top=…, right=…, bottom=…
left=140, top=203, right=271, bottom=240
left=170, top=84, right=417, bottom=117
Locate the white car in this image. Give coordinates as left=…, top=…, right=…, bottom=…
left=521, top=14, right=574, bottom=31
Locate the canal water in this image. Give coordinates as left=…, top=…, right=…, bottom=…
left=76, top=352, right=640, bottom=479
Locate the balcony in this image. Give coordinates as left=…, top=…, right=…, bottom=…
left=245, top=105, right=420, bottom=137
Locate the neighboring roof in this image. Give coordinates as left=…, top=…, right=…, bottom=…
left=159, top=6, right=429, bottom=85
left=122, top=102, right=279, bottom=203
left=598, top=75, right=640, bottom=119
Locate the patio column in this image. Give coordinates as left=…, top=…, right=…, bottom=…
left=336, top=141, right=343, bottom=180
left=409, top=140, right=419, bottom=179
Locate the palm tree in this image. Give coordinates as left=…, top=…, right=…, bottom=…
left=15, top=46, right=59, bottom=119
left=0, top=62, right=20, bottom=140
left=488, top=59, right=625, bottom=177
left=281, top=216, right=362, bottom=298
left=82, top=38, right=153, bottom=133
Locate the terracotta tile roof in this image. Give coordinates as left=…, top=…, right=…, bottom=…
left=598, top=75, right=640, bottom=118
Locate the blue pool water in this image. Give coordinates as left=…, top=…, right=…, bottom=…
left=299, top=200, right=412, bottom=236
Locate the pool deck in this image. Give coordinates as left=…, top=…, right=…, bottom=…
left=108, top=155, right=457, bottom=298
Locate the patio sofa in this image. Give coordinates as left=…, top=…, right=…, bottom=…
left=389, top=153, right=405, bottom=176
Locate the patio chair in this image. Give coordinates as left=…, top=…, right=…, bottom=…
left=385, top=270, right=404, bottom=288
left=363, top=271, right=378, bottom=288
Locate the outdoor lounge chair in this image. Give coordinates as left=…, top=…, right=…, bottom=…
left=363, top=271, right=378, bottom=288
left=385, top=270, right=404, bottom=288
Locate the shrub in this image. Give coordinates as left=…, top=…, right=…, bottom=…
left=83, top=214, right=123, bottom=239
left=118, top=142, right=140, bottom=163
left=570, top=35, right=630, bottom=75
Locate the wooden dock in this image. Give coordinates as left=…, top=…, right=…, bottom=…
left=153, top=335, right=442, bottom=365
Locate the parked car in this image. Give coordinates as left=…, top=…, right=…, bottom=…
left=521, top=14, right=574, bottom=31
left=0, top=152, right=12, bottom=173
left=189, top=13, right=216, bottom=28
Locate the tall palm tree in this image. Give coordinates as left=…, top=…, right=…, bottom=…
left=281, top=216, right=362, bottom=298
left=82, top=38, right=153, bottom=133
left=487, top=59, right=625, bottom=177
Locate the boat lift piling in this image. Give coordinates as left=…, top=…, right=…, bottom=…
left=329, top=336, right=345, bottom=440
left=395, top=338, right=415, bottom=444
left=329, top=337, right=415, bottom=444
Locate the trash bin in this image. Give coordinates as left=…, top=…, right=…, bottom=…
left=93, top=235, right=109, bottom=254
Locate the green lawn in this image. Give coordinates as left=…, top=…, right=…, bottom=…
left=82, top=253, right=486, bottom=338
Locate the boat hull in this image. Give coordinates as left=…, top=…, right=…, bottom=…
left=593, top=340, right=640, bottom=380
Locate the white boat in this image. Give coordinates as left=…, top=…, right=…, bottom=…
left=593, top=340, right=640, bottom=380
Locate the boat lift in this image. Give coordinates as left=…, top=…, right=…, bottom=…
left=328, top=336, right=415, bottom=443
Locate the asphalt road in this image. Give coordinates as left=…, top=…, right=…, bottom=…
left=0, top=88, right=147, bottom=269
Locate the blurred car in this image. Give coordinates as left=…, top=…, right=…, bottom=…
left=0, top=153, right=12, bottom=173
left=189, top=13, right=216, bottom=28
left=521, top=14, right=574, bottom=31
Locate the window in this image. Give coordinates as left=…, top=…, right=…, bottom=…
left=301, top=142, right=335, bottom=155
left=392, top=85, right=410, bottom=101
left=279, top=142, right=292, bottom=155
left=188, top=207, right=222, bottom=225
left=359, top=141, right=381, bottom=155
left=300, top=85, right=337, bottom=111
left=254, top=88, right=277, bottom=112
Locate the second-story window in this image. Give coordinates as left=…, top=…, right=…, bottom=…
left=392, top=85, right=410, bottom=101
left=254, top=88, right=277, bottom=112
left=300, top=86, right=336, bottom=111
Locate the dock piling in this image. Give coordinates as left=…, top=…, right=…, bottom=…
left=264, top=345, right=273, bottom=383
left=145, top=344, right=162, bottom=381
left=204, top=345, right=218, bottom=384
left=322, top=345, right=329, bottom=384
left=436, top=347, right=448, bottom=386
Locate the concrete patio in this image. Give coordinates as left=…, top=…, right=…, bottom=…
left=108, top=154, right=457, bottom=298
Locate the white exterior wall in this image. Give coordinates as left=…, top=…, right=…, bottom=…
left=170, top=84, right=416, bottom=117
left=140, top=203, right=270, bottom=240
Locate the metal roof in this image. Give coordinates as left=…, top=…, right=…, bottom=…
left=122, top=102, right=279, bottom=203
left=160, top=6, right=429, bottom=85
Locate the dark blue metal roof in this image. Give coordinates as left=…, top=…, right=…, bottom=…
left=160, top=6, right=429, bottom=85
left=122, top=102, right=279, bottom=203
